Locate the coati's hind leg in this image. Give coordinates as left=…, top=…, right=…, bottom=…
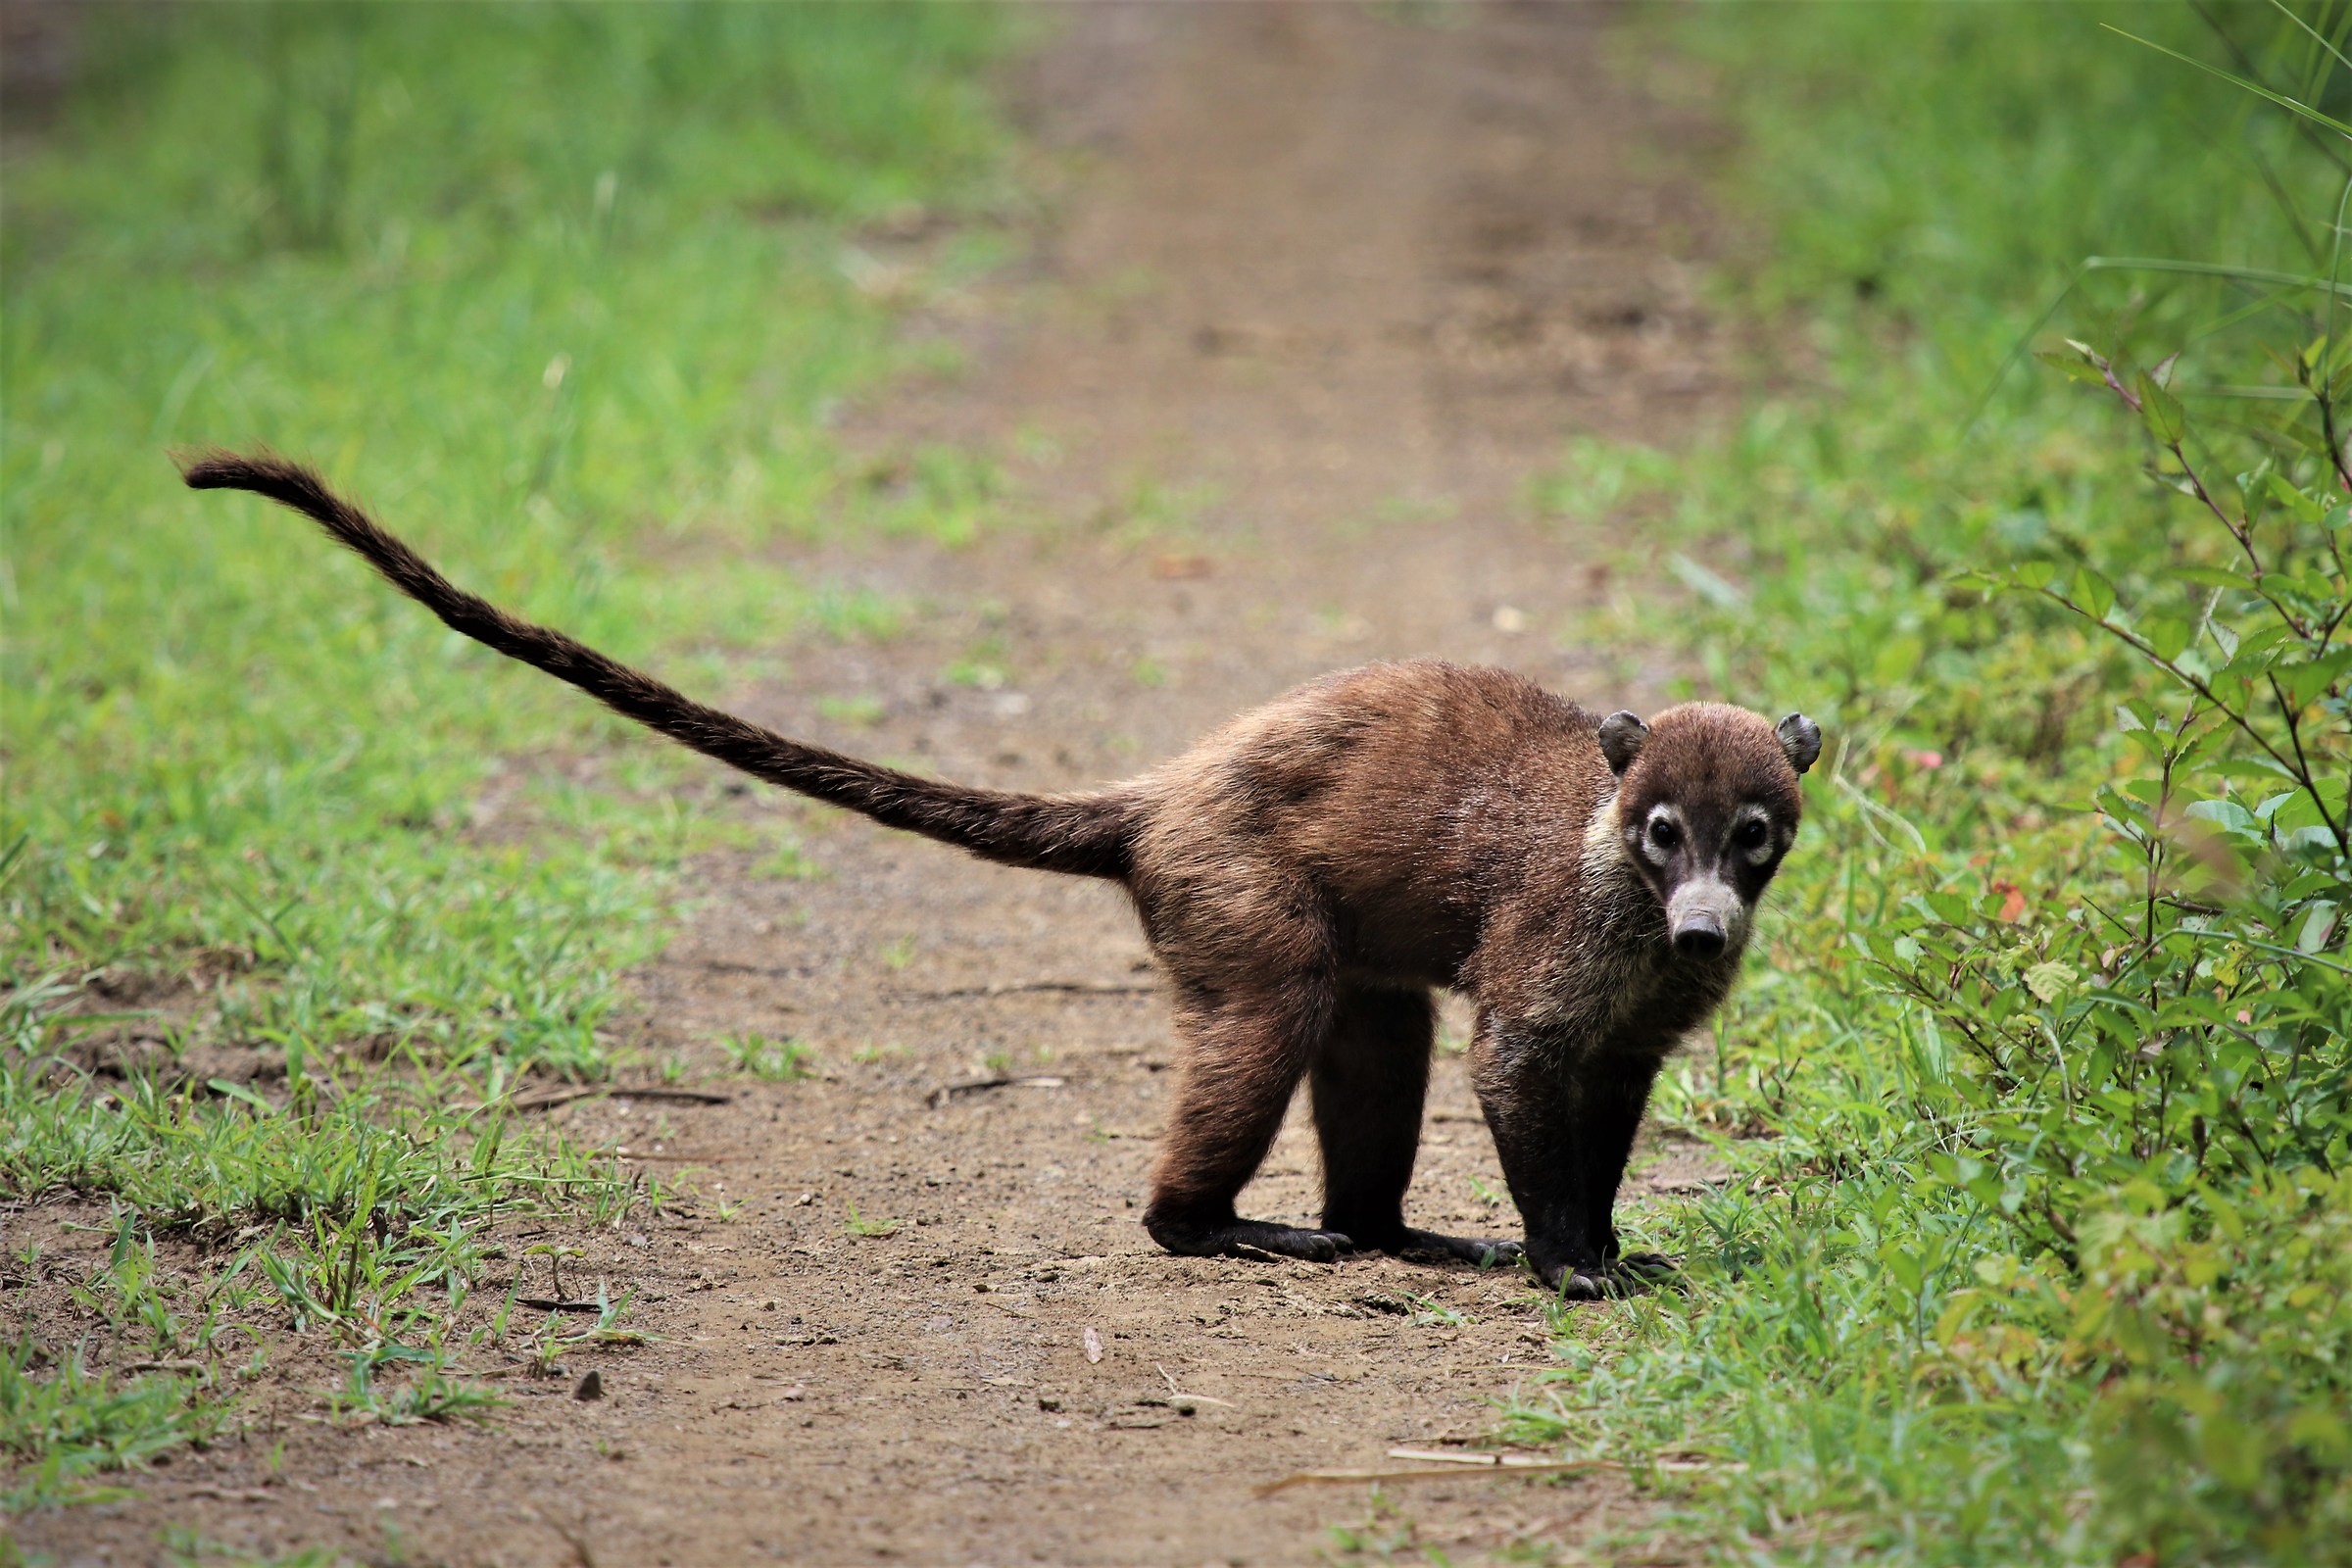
left=1142, top=980, right=1353, bottom=1263
left=1312, top=986, right=1523, bottom=1269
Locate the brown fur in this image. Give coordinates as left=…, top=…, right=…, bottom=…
left=181, top=451, right=1817, bottom=1295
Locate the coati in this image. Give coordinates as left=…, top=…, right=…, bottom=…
left=181, top=451, right=1820, bottom=1298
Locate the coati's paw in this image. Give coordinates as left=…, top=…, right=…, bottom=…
left=1220, top=1220, right=1356, bottom=1262
left=1147, top=1213, right=1354, bottom=1264
left=1392, top=1230, right=1524, bottom=1270
left=1610, top=1250, right=1680, bottom=1281
left=1549, top=1267, right=1624, bottom=1301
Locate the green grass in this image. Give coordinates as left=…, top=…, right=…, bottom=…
left=0, top=1334, right=237, bottom=1513
left=4, top=2, right=1019, bottom=1077
left=717, top=1030, right=814, bottom=1081
left=1, top=1, right=1022, bottom=1512
left=1494, top=5, right=2352, bottom=1564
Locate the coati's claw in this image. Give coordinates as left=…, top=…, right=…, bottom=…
left=1392, top=1230, right=1524, bottom=1269
left=1552, top=1269, right=1627, bottom=1306
left=1229, top=1222, right=1355, bottom=1262
left=1556, top=1269, right=1614, bottom=1301
left=1148, top=1213, right=1354, bottom=1263
left=1542, top=1254, right=1677, bottom=1300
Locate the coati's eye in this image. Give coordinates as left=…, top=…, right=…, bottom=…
left=1735, top=818, right=1769, bottom=853
left=1647, top=817, right=1682, bottom=851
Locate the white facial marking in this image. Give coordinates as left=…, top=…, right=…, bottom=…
left=1640, top=803, right=1683, bottom=866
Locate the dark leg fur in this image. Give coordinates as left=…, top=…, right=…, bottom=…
left=1143, top=981, right=1351, bottom=1264
left=1312, top=987, right=1520, bottom=1269
left=1470, top=1012, right=1667, bottom=1298
left=1579, top=1057, right=1662, bottom=1263
left=1576, top=1058, right=1679, bottom=1294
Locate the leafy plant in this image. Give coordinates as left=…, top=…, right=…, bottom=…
left=325, top=1345, right=503, bottom=1428
left=0, top=1338, right=232, bottom=1512
left=718, top=1032, right=815, bottom=1082
left=1498, top=4, right=2352, bottom=1562
left=843, top=1203, right=899, bottom=1239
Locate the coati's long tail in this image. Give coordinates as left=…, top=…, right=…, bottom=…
left=178, top=450, right=1135, bottom=880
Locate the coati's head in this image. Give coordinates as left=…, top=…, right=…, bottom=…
left=1596, top=703, right=1820, bottom=961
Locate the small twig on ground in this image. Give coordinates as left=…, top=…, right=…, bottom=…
left=666, top=956, right=816, bottom=983
left=1253, top=1459, right=1614, bottom=1497
left=1155, top=1362, right=1236, bottom=1408
left=888, top=979, right=1156, bottom=1002
left=514, top=1298, right=608, bottom=1315
left=930, top=1074, right=1066, bottom=1108
left=497, top=1086, right=734, bottom=1114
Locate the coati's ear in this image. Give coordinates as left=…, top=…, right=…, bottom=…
left=1776, top=712, right=1823, bottom=775
left=1597, top=711, right=1648, bottom=775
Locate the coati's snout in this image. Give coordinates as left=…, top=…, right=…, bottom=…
left=1597, top=702, right=1820, bottom=961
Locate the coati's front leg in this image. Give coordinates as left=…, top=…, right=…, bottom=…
left=1472, top=1012, right=1664, bottom=1298
left=1311, top=986, right=1522, bottom=1268
left=1141, top=980, right=1353, bottom=1263
left=1576, top=1054, right=1676, bottom=1284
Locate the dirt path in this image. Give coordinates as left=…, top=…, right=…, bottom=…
left=36, top=7, right=1728, bottom=1564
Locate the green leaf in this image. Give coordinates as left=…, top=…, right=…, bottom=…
left=1925, top=892, right=1974, bottom=926
left=2142, top=617, right=2192, bottom=662
left=2023, top=960, right=2079, bottom=1004
left=2035, top=348, right=2110, bottom=386
left=1879, top=1245, right=1925, bottom=1295
left=2272, top=649, right=2352, bottom=707
left=2266, top=472, right=2325, bottom=524
left=2218, top=644, right=2288, bottom=683
left=2275, top=791, right=2326, bottom=830
left=2174, top=565, right=2262, bottom=594
left=2072, top=566, right=2118, bottom=621
left=2296, top=903, right=2338, bottom=954
left=2135, top=371, right=2186, bottom=446
left=2183, top=799, right=2259, bottom=836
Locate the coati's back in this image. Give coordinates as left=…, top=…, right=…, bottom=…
left=1125, top=662, right=1617, bottom=984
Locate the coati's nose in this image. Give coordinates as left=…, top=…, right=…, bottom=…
left=1672, top=913, right=1727, bottom=958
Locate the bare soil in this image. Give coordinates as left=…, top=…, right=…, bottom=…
left=23, top=6, right=1736, bottom=1563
